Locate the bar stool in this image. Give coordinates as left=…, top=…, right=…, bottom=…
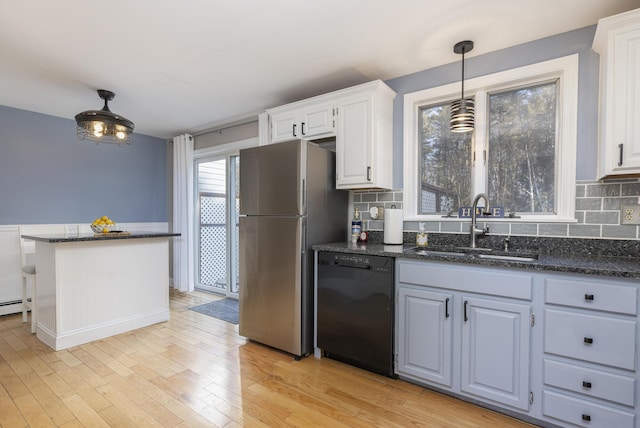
left=19, top=227, right=37, bottom=333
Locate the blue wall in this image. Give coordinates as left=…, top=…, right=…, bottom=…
left=385, top=25, right=599, bottom=188
left=0, top=105, right=168, bottom=225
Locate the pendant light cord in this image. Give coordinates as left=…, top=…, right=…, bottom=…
left=461, top=48, right=465, bottom=100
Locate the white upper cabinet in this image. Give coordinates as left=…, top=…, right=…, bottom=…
left=270, top=101, right=336, bottom=143
left=593, top=8, right=640, bottom=178
left=265, top=80, right=396, bottom=190
left=335, top=81, right=395, bottom=190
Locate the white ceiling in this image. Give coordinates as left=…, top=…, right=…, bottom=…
left=0, top=1, right=637, bottom=139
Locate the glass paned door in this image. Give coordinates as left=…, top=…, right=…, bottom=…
left=195, top=155, right=239, bottom=297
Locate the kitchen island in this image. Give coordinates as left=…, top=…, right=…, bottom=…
left=22, top=232, right=179, bottom=351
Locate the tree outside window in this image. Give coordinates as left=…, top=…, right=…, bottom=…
left=488, top=82, right=557, bottom=214
left=419, top=103, right=472, bottom=215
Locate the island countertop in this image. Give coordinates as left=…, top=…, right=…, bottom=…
left=22, top=232, right=180, bottom=243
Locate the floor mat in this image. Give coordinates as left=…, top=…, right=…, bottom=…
left=189, top=298, right=238, bottom=325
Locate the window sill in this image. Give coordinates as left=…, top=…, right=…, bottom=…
left=405, top=216, right=578, bottom=224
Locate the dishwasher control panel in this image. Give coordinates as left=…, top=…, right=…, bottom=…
left=318, top=252, right=393, bottom=273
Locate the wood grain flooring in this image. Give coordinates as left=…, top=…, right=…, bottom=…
left=0, top=289, right=537, bottom=427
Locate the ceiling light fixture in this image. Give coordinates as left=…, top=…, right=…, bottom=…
left=75, top=89, right=134, bottom=146
left=450, top=40, right=475, bottom=133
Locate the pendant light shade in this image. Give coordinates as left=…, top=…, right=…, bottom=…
left=75, top=90, right=134, bottom=146
left=450, top=40, right=474, bottom=133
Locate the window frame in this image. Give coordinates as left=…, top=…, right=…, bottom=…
left=403, top=54, right=578, bottom=222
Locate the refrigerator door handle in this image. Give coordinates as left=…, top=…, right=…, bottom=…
left=302, top=179, right=306, bottom=212
left=301, top=220, right=306, bottom=254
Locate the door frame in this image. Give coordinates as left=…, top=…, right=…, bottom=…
left=193, top=137, right=258, bottom=298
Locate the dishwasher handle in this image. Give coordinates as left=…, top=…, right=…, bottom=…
left=336, top=261, right=372, bottom=269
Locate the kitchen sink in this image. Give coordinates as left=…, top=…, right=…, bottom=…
left=409, top=246, right=538, bottom=263
left=411, top=248, right=468, bottom=257
left=477, top=253, right=538, bottom=262
left=455, top=246, right=493, bottom=253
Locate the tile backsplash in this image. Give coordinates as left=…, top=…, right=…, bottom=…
left=353, top=179, right=640, bottom=240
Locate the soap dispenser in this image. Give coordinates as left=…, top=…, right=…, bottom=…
left=416, top=222, right=428, bottom=247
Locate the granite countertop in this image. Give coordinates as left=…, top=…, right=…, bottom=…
left=22, top=232, right=181, bottom=243
left=313, top=241, right=640, bottom=279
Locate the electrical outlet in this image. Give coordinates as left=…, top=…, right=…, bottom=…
left=621, top=204, right=640, bottom=225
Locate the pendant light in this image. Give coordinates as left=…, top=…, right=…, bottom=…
left=450, top=40, right=475, bottom=133
left=75, top=89, right=134, bottom=146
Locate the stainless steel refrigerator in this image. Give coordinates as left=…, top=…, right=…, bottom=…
left=238, top=140, right=348, bottom=357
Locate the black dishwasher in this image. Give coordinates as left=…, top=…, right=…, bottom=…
left=317, top=251, right=395, bottom=377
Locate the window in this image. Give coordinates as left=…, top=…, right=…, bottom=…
left=403, top=55, right=578, bottom=222
left=419, top=102, right=472, bottom=214
left=487, top=82, right=557, bottom=214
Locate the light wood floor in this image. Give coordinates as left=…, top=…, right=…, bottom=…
left=0, top=289, right=537, bottom=427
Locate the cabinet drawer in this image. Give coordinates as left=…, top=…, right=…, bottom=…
left=543, top=390, right=635, bottom=428
left=545, top=277, right=637, bottom=315
left=544, top=309, right=636, bottom=370
left=544, top=359, right=635, bottom=406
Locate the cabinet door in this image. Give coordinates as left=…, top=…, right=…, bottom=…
left=397, top=286, right=453, bottom=387
left=461, top=296, right=531, bottom=410
left=609, top=27, right=640, bottom=174
left=271, top=109, right=299, bottom=143
left=336, top=93, right=373, bottom=188
left=595, top=11, right=640, bottom=178
left=300, top=102, right=335, bottom=139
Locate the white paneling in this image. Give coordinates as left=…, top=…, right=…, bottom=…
left=0, top=225, right=22, bottom=315
left=35, top=237, right=170, bottom=350
left=0, top=222, right=169, bottom=316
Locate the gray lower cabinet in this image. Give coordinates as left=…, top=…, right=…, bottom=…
left=397, top=287, right=453, bottom=387
left=542, top=274, right=638, bottom=428
left=396, top=258, right=640, bottom=427
left=396, top=259, right=533, bottom=412
left=460, top=296, right=531, bottom=411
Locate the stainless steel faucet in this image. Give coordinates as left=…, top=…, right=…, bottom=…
left=470, top=193, right=490, bottom=248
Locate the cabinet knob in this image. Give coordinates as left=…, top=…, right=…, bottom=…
left=584, top=293, right=594, bottom=301
left=584, top=337, right=593, bottom=344
left=582, top=414, right=591, bottom=422
left=582, top=381, right=592, bottom=389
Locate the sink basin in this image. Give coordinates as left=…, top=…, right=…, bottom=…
left=455, top=246, right=493, bottom=253
left=477, top=253, right=538, bottom=262
left=409, top=246, right=538, bottom=263
left=412, top=248, right=467, bottom=257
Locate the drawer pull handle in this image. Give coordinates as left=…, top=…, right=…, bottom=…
left=618, top=143, right=624, bottom=167
left=582, top=414, right=591, bottom=422
left=584, top=293, right=594, bottom=301
left=582, top=381, right=592, bottom=389
left=584, top=337, right=593, bottom=344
